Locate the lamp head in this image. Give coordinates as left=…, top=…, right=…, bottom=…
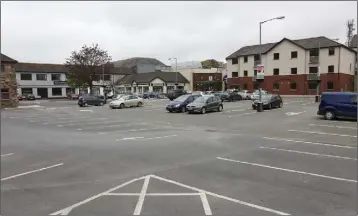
left=276, top=16, right=285, bottom=20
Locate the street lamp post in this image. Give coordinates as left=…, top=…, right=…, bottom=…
left=257, top=16, right=285, bottom=109
left=169, top=57, right=178, bottom=89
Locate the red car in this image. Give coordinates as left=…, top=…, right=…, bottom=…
left=17, top=95, right=23, bottom=101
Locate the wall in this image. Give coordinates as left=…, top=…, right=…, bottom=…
left=338, top=47, right=356, bottom=75
left=1, top=63, right=18, bottom=107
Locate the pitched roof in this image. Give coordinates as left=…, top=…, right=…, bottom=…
left=226, top=36, right=354, bottom=59
left=349, top=34, right=357, bottom=48
left=113, top=57, right=166, bottom=68
left=1, top=53, right=18, bottom=63
left=115, top=71, right=189, bottom=85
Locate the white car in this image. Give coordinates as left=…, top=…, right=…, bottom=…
left=238, top=90, right=251, bottom=100
left=251, top=90, right=268, bottom=100
left=112, top=94, right=126, bottom=100
left=109, top=95, right=143, bottom=109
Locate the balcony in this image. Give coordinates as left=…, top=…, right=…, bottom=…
left=307, top=73, right=320, bottom=81
left=252, top=73, right=264, bottom=82
left=253, top=60, right=261, bottom=67
left=309, top=56, right=319, bottom=64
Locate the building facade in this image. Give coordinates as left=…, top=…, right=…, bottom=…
left=226, top=36, right=357, bottom=95
left=1, top=54, right=19, bottom=108
left=115, top=71, right=189, bottom=93
left=15, top=63, right=130, bottom=98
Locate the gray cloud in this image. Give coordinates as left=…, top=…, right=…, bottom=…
left=1, top=1, right=356, bottom=65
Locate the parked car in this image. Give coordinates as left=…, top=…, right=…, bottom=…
left=67, top=93, right=79, bottom=100
left=166, top=94, right=201, bottom=113
left=191, top=91, right=207, bottom=96
left=167, top=89, right=187, bottom=100
left=238, top=90, right=252, bottom=100
left=228, top=90, right=243, bottom=102
left=112, top=94, right=126, bottom=100
left=252, top=94, right=283, bottom=110
left=25, top=94, right=36, bottom=100
left=317, top=92, right=357, bottom=120
left=17, top=95, right=23, bottom=101
left=186, top=95, right=223, bottom=114
left=214, top=91, right=230, bottom=102
left=109, top=95, right=143, bottom=109
left=78, top=95, right=105, bottom=107
left=98, top=95, right=107, bottom=104
left=251, top=90, right=268, bottom=100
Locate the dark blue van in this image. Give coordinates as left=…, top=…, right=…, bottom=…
left=317, top=92, right=357, bottom=120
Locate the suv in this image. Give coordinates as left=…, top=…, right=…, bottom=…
left=78, top=95, right=105, bottom=107
left=167, top=89, right=187, bottom=101
left=317, top=92, right=357, bottom=120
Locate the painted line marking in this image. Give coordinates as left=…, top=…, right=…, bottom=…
left=51, top=174, right=290, bottom=216
left=120, top=137, right=144, bottom=140
left=1, top=153, right=13, bottom=157
left=263, top=137, right=356, bottom=149
left=79, top=110, right=93, bottom=112
left=330, top=120, right=357, bottom=124
left=200, top=192, right=213, bottom=215
left=285, top=111, right=306, bottom=116
left=116, top=135, right=177, bottom=141
left=288, top=129, right=357, bottom=138
left=1, top=163, right=63, bottom=181
left=308, top=124, right=357, bottom=130
left=217, top=157, right=356, bottom=183
left=57, top=125, right=63, bottom=127
left=133, top=176, right=150, bottom=215
left=50, top=118, right=108, bottom=125
left=260, top=147, right=357, bottom=160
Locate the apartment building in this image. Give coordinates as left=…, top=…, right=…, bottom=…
left=15, top=63, right=130, bottom=98
left=226, top=36, right=357, bottom=95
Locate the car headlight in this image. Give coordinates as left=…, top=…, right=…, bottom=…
left=175, top=104, right=180, bottom=107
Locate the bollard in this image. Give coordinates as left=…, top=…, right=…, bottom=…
left=315, top=95, right=320, bottom=103
left=256, top=102, right=264, bottom=112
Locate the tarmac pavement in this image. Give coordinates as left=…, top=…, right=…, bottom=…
left=1, top=97, right=356, bottom=216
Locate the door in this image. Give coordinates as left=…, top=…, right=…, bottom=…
left=37, top=88, right=48, bottom=99
left=346, top=95, right=357, bottom=118
left=336, top=95, right=357, bottom=118
left=131, top=96, right=139, bottom=106
left=206, top=97, right=214, bottom=111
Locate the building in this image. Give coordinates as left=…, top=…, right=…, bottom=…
left=113, top=57, right=171, bottom=74
left=349, top=34, right=357, bottom=51
left=226, top=36, right=357, bottom=95
left=167, top=61, right=226, bottom=92
left=1, top=53, right=19, bottom=107
left=115, top=71, right=189, bottom=93
left=15, top=63, right=131, bottom=98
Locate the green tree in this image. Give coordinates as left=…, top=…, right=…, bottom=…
left=65, top=43, right=113, bottom=93
left=201, top=59, right=225, bottom=68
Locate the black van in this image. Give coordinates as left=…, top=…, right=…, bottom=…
left=78, top=95, right=105, bottom=107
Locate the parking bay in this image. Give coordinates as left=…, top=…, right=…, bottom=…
left=1, top=98, right=356, bottom=216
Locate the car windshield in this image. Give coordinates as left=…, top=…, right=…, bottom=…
left=261, top=95, right=272, bottom=101
left=174, top=95, right=190, bottom=102
left=193, top=96, right=209, bottom=103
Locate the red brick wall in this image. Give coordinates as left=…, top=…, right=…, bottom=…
left=192, top=72, right=222, bottom=91
left=227, top=73, right=355, bottom=95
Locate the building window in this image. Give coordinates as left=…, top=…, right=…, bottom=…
left=243, top=56, right=248, bottom=63
left=328, top=65, right=334, bottom=73
left=254, top=70, right=257, bottom=76
left=290, top=82, right=297, bottom=90
left=232, top=72, right=238, bottom=77
left=1, top=65, right=4, bottom=72
left=51, top=74, right=61, bottom=81
left=291, top=68, right=297, bottom=75
left=273, top=83, right=279, bottom=90
left=273, top=53, right=280, bottom=60
left=36, top=74, right=47, bottom=81
left=104, top=75, right=111, bottom=81
left=273, top=68, right=279, bottom=75
left=1, top=88, right=9, bottom=99
left=232, top=58, right=238, bottom=64
left=327, top=81, right=334, bottom=90
left=21, top=88, right=33, bottom=95
left=52, top=88, right=62, bottom=96
left=243, top=83, right=248, bottom=89
left=309, top=67, right=318, bottom=74
left=91, top=75, right=100, bottom=81
left=308, top=83, right=317, bottom=90
left=328, top=48, right=335, bottom=56
left=291, top=51, right=298, bottom=59
left=243, top=71, right=248, bottom=77
left=20, top=73, right=32, bottom=80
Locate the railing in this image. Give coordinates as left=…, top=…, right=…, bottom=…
left=252, top=73, right=264, bottom=81
left=309, top=56, right=319, bottom=64
left=307, top=73, right=320, bottom=81
left=254, top=60, right=261, bottom=67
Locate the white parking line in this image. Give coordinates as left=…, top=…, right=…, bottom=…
left=288, top=130, right=357, bottom=138
left=116, top=135, right=177, bottom=141
left=1, top=153, right=13, bottom=157
left=133, top=176, right=150, bottom=215
left=260, top=147, right=357, bottom=160
left=308, top=124, right=357, bottom=130
left=263, top=137, right=356, bottom=149
left=1, top=163, right=63, bottom=181
left=217, top=157, right=357, bottom=183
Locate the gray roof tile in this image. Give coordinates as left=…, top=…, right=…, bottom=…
left=1, top=53, right=18, bottom=63
left=116, top=71, right=189, bottom=85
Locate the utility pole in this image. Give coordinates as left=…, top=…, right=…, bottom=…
left=169, top=57, right=178, bottom=89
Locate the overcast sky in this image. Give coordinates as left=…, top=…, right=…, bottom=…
left=1, top=1, right=357, bottom=65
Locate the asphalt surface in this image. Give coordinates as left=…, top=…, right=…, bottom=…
left=2, top=97, right=357, bottom=216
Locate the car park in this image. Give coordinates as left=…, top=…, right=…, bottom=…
left=109, top=95, right=143, bottom=109
left=78, top=95, right=105, bottom=107
left=317, top=92, right=357, bottom=120
left=186, top=95, right=223, bottom=114
left=166, top=94, right=201, bottom=113
left=252, top=94, right=283, bottom=110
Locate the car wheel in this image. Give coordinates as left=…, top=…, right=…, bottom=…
left=188, top=111, right=192, bottom=114
left=217, top=105, right=223, bottom=112
left=84, top=103, right=88, bottom=107
left=201, top=107, right=206, bottom=114
left=181, top=107, right=186, bottom=113
left=324, top=110, right=335, bottom=120
left=120, top=103, right=125, bottom=109
left=137, top=102, right=143, bottom=107
left=100, top=102, right=104, bottom=106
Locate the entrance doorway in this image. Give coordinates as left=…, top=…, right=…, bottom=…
left=37, top=88, right=48, bottom=99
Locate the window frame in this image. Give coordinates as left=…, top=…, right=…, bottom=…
left=273, top=53, right=280, bottom=60
left=36, top=74, right=47, bottom=81
left=243, top=83, right=248, bottom=89
left=291, top=68, right=297, bottom=75
left=1, top=88, right=10, bottom=100
left=273, top=82, right=280, bottom=91
left=243, top=71, right=248, bottom=77
left=232, top=58, right=238, bottom=65
left=328, top=48, right=335, bottom=56
left=232, top=72, right=238, bottom=77
left=328, top=65, right=334, bottom=73
left=273, top=68, right=280, bottom=75
left=308, top=83, right=317, bottom=90
left=20, top=73, right=32, bottom=81
left=326, top=81, right=334, bottom=90
left=291, top=51, right=298, bottom=59
left=243, top=56, right=248, bottom=63
left=51, top=88, right=62, bottom=96
left=51, top=74, right=61, bottom=81
left=290, top=82, right=297, bottom=90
